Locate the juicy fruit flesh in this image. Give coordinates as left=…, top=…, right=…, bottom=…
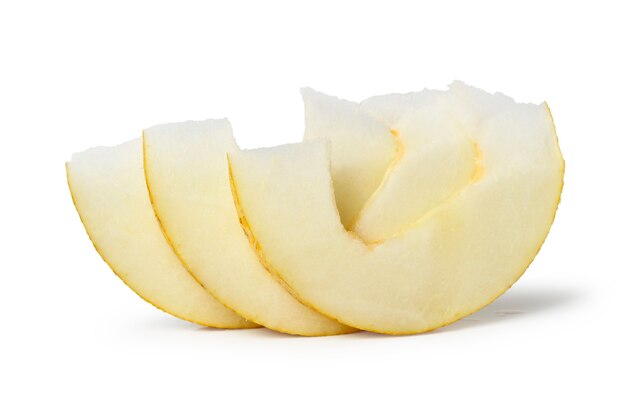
left=67, top=139, right=254, bottom=328
left=230, top=83, right=564, bottom=334
left=354, top=93, right=478, bottom=242
left=67, top=82, right=563, bottom=335
left=143, top=120, right=355, bottom=336
left=302, top=88, right=397, bottom=228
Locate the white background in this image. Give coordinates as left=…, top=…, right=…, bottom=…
left=1, top=1, right=624, bottom=415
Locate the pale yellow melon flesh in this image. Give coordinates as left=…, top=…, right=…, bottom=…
left=143, top=120, right=356, bottom=336
left=354, top=91, right=478, bottom=242
left=67, top=139, right=254, bottom=328
left=230, top=85, right=564, bottom=334
left=303, top=85, right=485, bottom=243
left=302, top=88, right=397, bottom=228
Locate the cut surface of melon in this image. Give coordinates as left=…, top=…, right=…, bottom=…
left=143, top=120, right=355, bottom=336
left=304, top=85, right=489, bottom=243
left=302, top=88, right=396, bottom=228
left=231, top=85, right=564, bottom=334
left=67, top=139, right=254, bottom=328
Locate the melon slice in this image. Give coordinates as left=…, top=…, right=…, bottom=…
left=301, top=88, right=396, bottom=228
left=230, top=86, right=564, bottom=334
left=67, top=139, right=254, bottom=328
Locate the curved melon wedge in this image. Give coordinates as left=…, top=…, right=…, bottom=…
left=302, top=88, right=397, bottom=228
left=303, top=84, right=506, bottom=243
left=143, top=120, right=356, bottom=336
left=354, top=82, right=531, bottom=242
left=354, top=90, right=477, bottom=243
left=229, top=93, right=564, bottom=334
left=67, top=139, right=254, bottom=328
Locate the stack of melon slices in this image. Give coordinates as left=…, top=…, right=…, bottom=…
left=67, top=82, right=564, bottom=336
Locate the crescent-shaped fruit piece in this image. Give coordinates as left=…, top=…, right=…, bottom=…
left=301, top=88, right=397, bottom=228
left=67, top=139, right=254, bottom=328
left=143, top=120, right=356, bottom=336
left=229, top=86, right=564, bottom=334
left=354, top=82, right=519, bottom=242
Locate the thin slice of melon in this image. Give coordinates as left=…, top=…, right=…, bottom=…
left=230, top=86, right=564, bottom=334
left=302, top=88, right=396, bottom=228
left=67, top=139, right=254, bottom=328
